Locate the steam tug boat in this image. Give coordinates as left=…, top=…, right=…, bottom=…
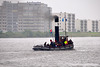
left=32, top=26, right=74, bottom=51
left=33, top=14, right=74, bottom=51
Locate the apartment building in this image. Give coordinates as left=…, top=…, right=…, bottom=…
left=99, top=20, right=100, bottom=32
left=92, top=20, right=99, bottom=32
left=75, top=19, right=100, bottom=32
left=52, top=12, right=76, bottom=32
left=75, top=19, right=88, bottom=32
left=0, top=1, right=52, bottom=32
left=0, top=6, right=7, bottom=32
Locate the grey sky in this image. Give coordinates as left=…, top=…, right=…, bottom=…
left=0, top=0, right=100, bottom=20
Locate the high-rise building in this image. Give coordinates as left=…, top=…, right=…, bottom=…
left=0, top=6, right=7, bottom=32
left=52, top=12, right=76, bottom=32
left=0, top=1, right=52, bottom=32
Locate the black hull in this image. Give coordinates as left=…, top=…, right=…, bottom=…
left=32, top=44, right=74, bottom=51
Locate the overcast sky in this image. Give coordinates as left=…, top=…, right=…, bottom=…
left=0, top=0, right=100, bottom=20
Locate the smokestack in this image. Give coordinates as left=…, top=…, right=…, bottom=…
left=55, top=26, right=59, bottom=42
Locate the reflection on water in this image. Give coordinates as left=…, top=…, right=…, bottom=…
left=0, top=37, right=100, bottom=67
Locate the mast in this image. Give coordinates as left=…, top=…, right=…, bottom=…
left=65, top=12, right=67, bottom=36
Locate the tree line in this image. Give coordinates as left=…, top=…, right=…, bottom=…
left=0, top=30, right=100, bottom=38
left=0, top=30, right=53, bottom=38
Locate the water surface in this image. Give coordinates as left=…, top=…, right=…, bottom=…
left=0, top=37, right=100, bottom=67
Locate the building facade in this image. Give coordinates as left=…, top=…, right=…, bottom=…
left=92, top=20, right=99, bottom=32
left=52, top=12, right=76, bottom=32
left=0, top=6, right=7, bottom=32
left=75, top=19, right=88, bottom=32
left=75, top=19, right=100, bottom=32
left=0, top=1, right=52, bottom=32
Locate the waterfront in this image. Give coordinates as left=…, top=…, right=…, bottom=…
left=0, top=37, right=100, bottom=67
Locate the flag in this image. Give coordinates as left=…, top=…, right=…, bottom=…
left=66, top=19, right=67, bottom=21
left=62, top=18, right=64, bottom=22
left=50, top=29, right=52, bottom=33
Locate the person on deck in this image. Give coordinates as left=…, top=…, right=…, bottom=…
left=50, top=40, right=55, bottom=48
left=68, top=39, right=73, bottom=44
left=44, top=42, right=47, bottom=47
left=64, top=36, right=68, bottom=47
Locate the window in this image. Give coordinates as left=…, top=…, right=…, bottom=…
left=72, top=14, right=75, bottom=17
left=24, top=7, right=28, bottom=10
left=68, top=14, right=71, bottom=17
left=72, top=23, right=75, bottom=25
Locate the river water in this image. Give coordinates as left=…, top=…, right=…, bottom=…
left=0, top=37, right=100, bottom=67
